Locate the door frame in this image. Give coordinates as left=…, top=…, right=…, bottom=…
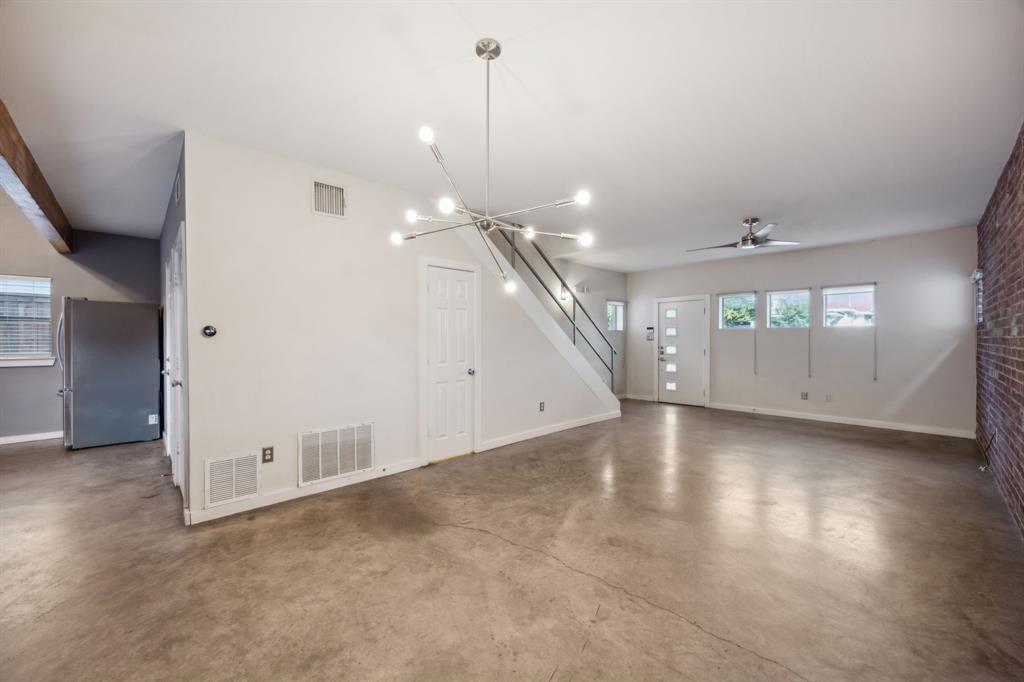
left=418, top=256, right=483, bottom=463
left=652, top=295, right=710, bottom=407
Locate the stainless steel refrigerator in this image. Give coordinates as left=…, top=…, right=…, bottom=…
left=59, top=298, right=161, bottom=449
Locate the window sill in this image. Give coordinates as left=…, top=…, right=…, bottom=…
left=0, top=357, right=56, bottom=368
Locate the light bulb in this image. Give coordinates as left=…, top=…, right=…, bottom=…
left=404, top=209, right=418, bottom=224
left=523, top=226, right=536, bottom=240
left=418, top=126, right=435, bottom=145
left=438, top=197, right=455, bottom=215
left=503, top=278, right=517, bottom=294
left=574, top=189, right=591, bottom=206
left=390, top=231, right=404, bottom=245
left=578, top=232, right=594, bottom=247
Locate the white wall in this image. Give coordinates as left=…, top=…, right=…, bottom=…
left=626, top=226, right=977, bottom=437
left=182, top=132, right=616, bottom=522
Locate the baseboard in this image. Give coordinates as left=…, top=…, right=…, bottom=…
left=477, top=410, right=621, bottom=452
left=0, top=431, right=63, bottom=446
left=188, top=457, right=423, bottom=525
left=709, top=402, right=975, bottom=439
left=624, top=394, right=656, bottom=402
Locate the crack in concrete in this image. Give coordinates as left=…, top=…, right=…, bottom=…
left=434, top=521, right=812, bottom=682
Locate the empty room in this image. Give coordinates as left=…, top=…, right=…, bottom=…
left=1, top=2, right=1023, bottom=680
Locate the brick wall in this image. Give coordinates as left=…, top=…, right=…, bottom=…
left=977, top=122, right=1024, bottom=537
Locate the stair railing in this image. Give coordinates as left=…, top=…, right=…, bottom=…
left=492, top=228, right=617, bottom=390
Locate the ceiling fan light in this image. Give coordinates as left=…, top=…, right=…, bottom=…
left=389, top=231, right=404, bottom=245
left=503, top=276, right=517, bottom=294
left=574, top=189, right=591, bottom=206
left=404, top=209, right=418, bottom=224
left=523, top=226, right=536, bottom=240
left=418, top=126, right=435, bottom=145
left=578, top=232, right=595, bottom=247
left=438, top=197, right=456, bottom=214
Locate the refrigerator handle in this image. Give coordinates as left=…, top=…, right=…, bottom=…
left=56, top=312, right=65, bottom=371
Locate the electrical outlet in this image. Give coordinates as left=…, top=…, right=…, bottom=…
left=261, top=446, right=274, bottom=463
left=825, top=393, right=833, bottom=403
left=800, top=392, right=809, bottom=400
left=539, top=401, right=545, bottom=412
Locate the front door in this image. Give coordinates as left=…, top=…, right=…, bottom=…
left=657, top=299, right=706, bottom=406
left=424, top=265, right=476, bottom=461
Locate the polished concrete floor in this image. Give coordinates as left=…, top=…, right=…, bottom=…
left=2, top=400, right=1023, bottom=681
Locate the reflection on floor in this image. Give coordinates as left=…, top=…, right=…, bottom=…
left=2, top=400, right=1022, bottom=681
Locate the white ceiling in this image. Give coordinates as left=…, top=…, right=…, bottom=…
left=1, top=1, right=1021, bottom=272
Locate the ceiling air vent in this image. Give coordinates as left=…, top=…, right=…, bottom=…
left=205, top=453, right=260, bottom=508
left=299, top=423, right=374, bottom=486
left=312, top=180, right=346, bottom=218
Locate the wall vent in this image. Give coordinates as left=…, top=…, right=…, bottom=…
left=205, top=453, right=260, bottom=508
left=312, top=180, right=346, bottom=218
left=298, top=423, right=373, bottom=486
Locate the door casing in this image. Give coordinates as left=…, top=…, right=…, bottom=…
left=419, top=257, right=483, bottom=462
left=652, top=294, right=710, bottom=406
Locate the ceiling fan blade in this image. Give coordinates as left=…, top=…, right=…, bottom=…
left=760, top=239, right=800, bottom=246
left=687, top=241, right=740, bottom=252
left=752, top=222, right=776, bottom=238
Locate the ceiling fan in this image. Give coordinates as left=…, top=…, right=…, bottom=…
left=687, top=217, right=800, bottom=252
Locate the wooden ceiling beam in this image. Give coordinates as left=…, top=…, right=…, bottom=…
left=0, top=98, right=73, bottom=253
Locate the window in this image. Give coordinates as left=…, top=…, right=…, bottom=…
left=767, top=289, right=810, bottom=328
left=664, top=308, right=677, bottom=319
left=971, top=270, right=983, bottom=324
left=665, top=363, right=677, bottom=372
left=606, top=301, right=624, bottom=331
left=665, top=327, right=677, bottom=337
left=0, top=275, right=53, bottom=361
left=719, top=292, right=755, bottom=329
left=823, top=284, right=875, bottom=327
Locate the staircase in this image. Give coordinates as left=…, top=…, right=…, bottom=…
left=488, top=229, right=619, bottom=395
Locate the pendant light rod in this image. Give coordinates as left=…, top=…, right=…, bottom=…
left=485, top=58, right=491, bottom=217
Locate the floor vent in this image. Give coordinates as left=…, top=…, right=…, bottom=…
left=205, top=453, right=260, bottom=508
left=299, top=423, right=373, bottom=486
left=312, top=180, right=346, bottom=218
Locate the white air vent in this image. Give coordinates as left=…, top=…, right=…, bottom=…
left=205, top=453, right=260, bottom=508
left=298, top=423, right=373, bottom=486
left=312, top=180, right=346, bottom=218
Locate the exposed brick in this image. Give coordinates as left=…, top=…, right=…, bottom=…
left=978, top=122, right=1024, bottom=538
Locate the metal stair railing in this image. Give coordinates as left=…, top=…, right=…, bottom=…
left=492, top=228, right=617, bottom=390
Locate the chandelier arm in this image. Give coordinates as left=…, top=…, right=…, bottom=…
left=430, top=143, right=473, bottom=212
left=476, top=223, right=507, bottom=278
left=496, top=225, right=579, bottom=239
left=417, top=216, right=464, bottom=225
left=403, top=218, right=481, bottom=239
left=488, top=198, right=576, bottom=222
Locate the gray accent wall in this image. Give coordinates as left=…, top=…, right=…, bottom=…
left=0, top=191, right=160, bottom=438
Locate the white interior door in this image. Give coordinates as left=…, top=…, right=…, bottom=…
left=657, top=299, right=706, bottom=406
left=424, top=265, right=476, bottom=461
left=164, top=223, right=187, bottom=495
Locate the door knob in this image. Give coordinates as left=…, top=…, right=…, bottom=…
left=467, top=368, right=476, bottom=376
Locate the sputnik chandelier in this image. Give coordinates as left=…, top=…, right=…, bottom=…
left=390, top=38, right=594, bottom=294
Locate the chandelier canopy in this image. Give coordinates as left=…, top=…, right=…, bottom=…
left=390, top=38, right=594, bottom=294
